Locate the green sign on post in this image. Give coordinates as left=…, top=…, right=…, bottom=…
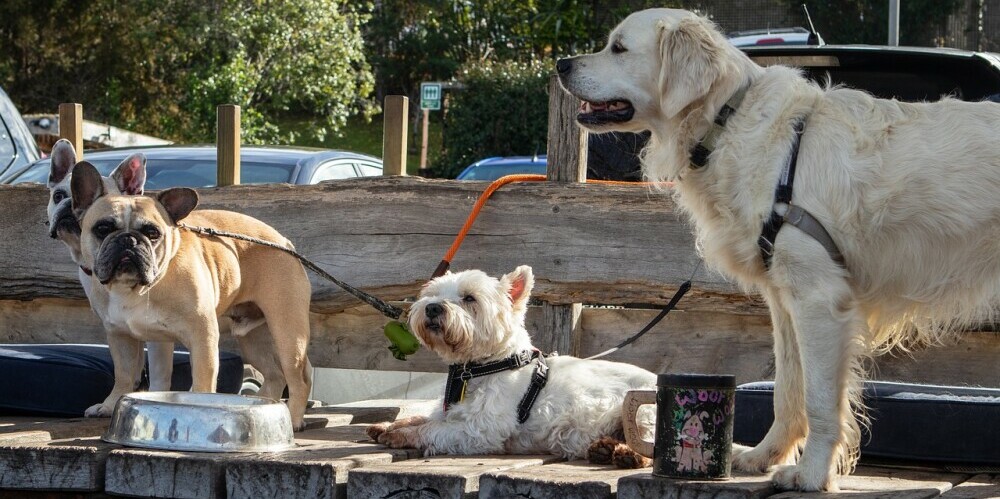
left=420, top=83, right=442, bottom=110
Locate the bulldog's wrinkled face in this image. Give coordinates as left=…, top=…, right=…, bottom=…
left=46, top=139, right=147, bottom=261
left=71, top=162, right=196, bottom=288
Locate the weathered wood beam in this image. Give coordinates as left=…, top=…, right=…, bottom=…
left=0, top=178, right=749, bottom=313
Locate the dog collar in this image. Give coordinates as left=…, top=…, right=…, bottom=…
left=444, top=349, right=549, bottom=424
left=689, top=85, right=749, bottom=169
left=80, top=265, right=93, bottom=276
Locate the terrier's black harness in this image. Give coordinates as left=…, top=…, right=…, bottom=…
left=444, top=349, right=549, bottom=424
left=689, top=89, right=846, bottom=270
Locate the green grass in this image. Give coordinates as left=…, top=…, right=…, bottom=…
left=278, top=114, right=443, bottom=175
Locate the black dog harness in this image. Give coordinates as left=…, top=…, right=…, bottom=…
left=444, top=349, right=549, bottom=424
left=689, top=89, right=846, bottom=270
left=757, top=120, right=846, bottom=269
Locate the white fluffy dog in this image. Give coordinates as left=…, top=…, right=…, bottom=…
left=367, top=266, right=656, bottom=466
left=558, top=8, right=1000, bottom=491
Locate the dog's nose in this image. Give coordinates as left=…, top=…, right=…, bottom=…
left=425, top=303, right=444, bottom=319
left=122, top=234, right=138, bottom=247
left=556, top=58, right=572, bottom=75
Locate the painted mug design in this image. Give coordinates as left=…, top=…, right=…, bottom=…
left=621, top=374, right=736, bottom=479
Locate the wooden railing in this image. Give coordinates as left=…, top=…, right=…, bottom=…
left=0, top=80, right=995, bottom=386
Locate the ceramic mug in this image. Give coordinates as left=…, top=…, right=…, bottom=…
left=622, top=373, right=736, bottom=479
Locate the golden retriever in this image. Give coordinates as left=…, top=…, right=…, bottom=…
left=558, top=8, right=1000, bottom=491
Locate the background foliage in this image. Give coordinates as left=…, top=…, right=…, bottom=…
left=0, top=0, right=374, bottom=144
left=431, top=59, right=551, bottom=178
left=792, top=0, right=965, bottom=45
left=0, top=0, right=971, bottom=176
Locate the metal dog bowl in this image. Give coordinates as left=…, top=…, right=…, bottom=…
left=103, top=392, right=295, bottom=452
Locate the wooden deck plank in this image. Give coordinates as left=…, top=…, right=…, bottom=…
left=617, top=471, right=777, bottom=499
left=938, top=474, right=1000, bottom=498
left=0, top=418, right=110, bottom=444
left=768, top=467, right=970, bottom=498
left=104, top=447, right=243, bottom=499
left=346, top=455, right=562, bottom=499
left=225, top=424, right=419, bottom=498
left=479, top=460, right=643, bottom=499
left=0, top=437, right=116, bottom=492
left=226, top=437, right=417, bottom=499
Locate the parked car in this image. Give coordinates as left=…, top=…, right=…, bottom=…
left=728, top=27, right=824, bottom=47
left=3, top=145, right=382, bottom=188
left=741, top=44, right=1000, bottom=103
left=0, top=85, right=42, bottom=182
left=456, top=155, right=547, bottom=181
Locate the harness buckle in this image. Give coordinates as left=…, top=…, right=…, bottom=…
left=758, top=235, right=775, bottom=256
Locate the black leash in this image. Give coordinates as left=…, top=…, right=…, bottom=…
left=585, top=260, right=702, bottom=360
left=178, top=223, right=403, bottom=320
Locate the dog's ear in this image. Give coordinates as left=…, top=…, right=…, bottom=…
left=48, top=139, right=77, bottom=188
left=109, top=153, right=147, bottom=195
left=157, top=188, right=199, bottom=224
left=500, top=265, right=535, bottom=315
left=658, top=15, right=727, bottom=119
left=71, top=161, right=106, bottom=215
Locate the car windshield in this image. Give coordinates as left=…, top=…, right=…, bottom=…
left=12, top=157, right=296, bottom=189
left=460, top=162, right=546, bottom=181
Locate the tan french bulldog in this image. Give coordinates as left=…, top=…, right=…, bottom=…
left=70, top=162, right=313, bottom=430
left=46, top=139, right=176, bottom=395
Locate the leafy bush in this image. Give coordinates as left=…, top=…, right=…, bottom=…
left=432, top=59, right=551, bottom=178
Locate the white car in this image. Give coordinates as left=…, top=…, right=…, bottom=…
left=727, top=27, right=824, bottom=47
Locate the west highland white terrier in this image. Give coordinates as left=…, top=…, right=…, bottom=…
left=367, top=265, right=657, bottom=467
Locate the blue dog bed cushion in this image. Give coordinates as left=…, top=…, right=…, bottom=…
left=734, top=380, right=1000, bottom=466
left=0, top=344, right=243, bottom=417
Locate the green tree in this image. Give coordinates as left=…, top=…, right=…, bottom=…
left=792, top=0, right=964, bottom=45
left=0, top=0, right=374, bottom=144
left=432, top=59, right=550, bottom=178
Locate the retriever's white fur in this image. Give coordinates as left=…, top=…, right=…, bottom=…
left=560, top=8, right=1000, bottom=491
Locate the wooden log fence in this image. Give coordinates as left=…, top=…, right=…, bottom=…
left=2, top=92, right=999, bottom=386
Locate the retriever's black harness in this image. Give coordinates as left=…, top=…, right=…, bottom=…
left=689, top=89, right=847, bottom=270
left=444, top=349, right=548, bottom=424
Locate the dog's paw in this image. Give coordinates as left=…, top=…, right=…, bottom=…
left=586, top=436, right=620, bottom=465
left=84, top=403, right=113, bottom=418
left=771, top=464, right=836, bottom=492
left=611, top=443, right=652, bottom=469
left=732, top=443, right=791, bottom=474
left=292, top=418, right=307, bottom=432
left=366, top=422, right=392, bottom=442
left=377, top=427, right=418, bottom=449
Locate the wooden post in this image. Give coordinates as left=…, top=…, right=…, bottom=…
left=419, top=108, right=430, bottom=171
left=382, top=95, right=408, bottom=176
left=546, top=75, right=587, bottom=183
left=58, top=103, right=83, bottom=159
left=538, top=75, right=587, bottom=356
left=217, top=104, right=241, bottom=186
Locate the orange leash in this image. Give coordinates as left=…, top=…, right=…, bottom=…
left=431, top=175, right=672, bottom=278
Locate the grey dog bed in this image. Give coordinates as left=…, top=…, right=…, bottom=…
left=734, top=380, right=1000, bottom=466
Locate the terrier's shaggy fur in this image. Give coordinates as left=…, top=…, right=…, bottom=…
left=367, top=266, right=656, bottom=466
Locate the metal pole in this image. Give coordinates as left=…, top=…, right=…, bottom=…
left=888, top=0, right=900, bottom=46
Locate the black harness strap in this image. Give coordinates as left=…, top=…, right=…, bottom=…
left=444, top=349, right=549, bottom=424
left=759, top=119, right=847, bottom=270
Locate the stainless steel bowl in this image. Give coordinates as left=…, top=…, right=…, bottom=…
left=103, top=392, right=295, bottom=452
